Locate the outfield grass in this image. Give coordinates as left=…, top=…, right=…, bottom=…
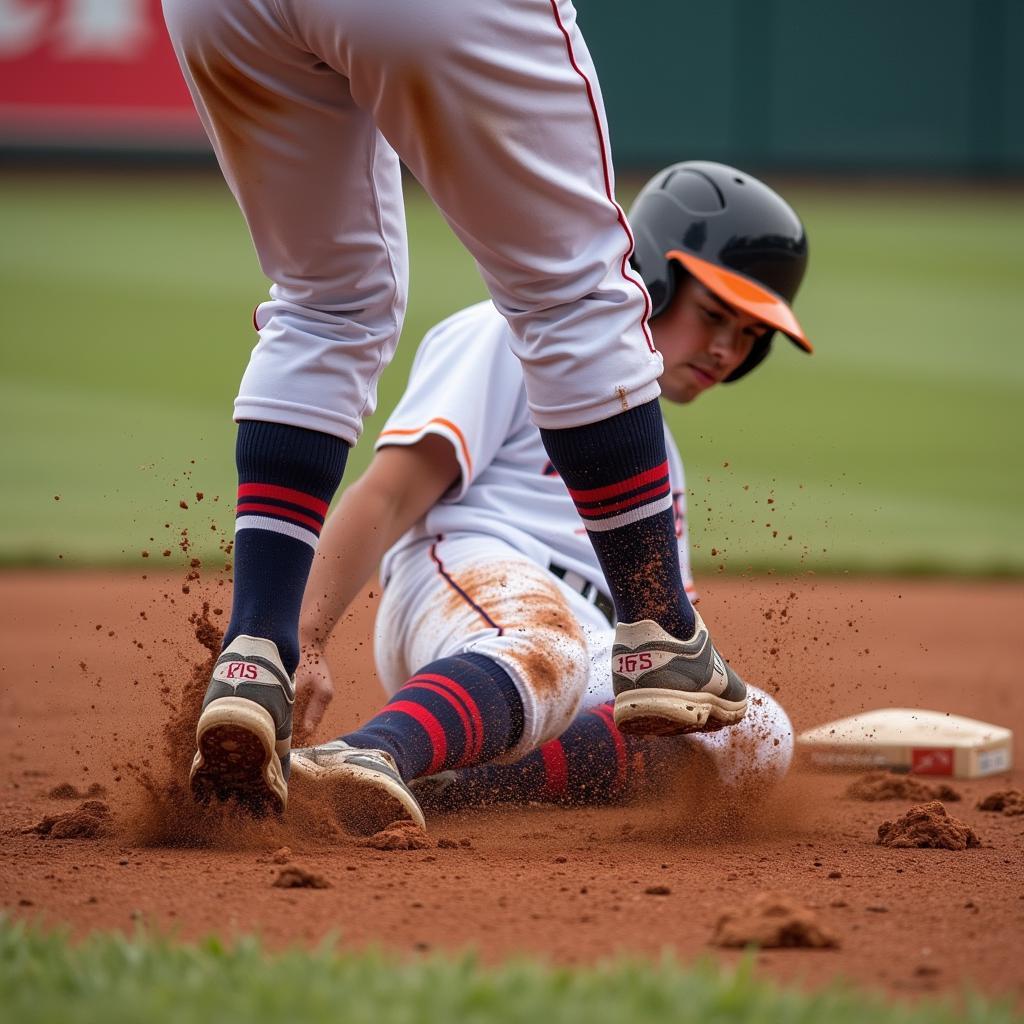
left=1, top=919, right=1018, bottom=1024
left=0, top=171, right=1020, bottom=573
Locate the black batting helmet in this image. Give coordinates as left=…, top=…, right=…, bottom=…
left=629, top=160, right=811, bottom=382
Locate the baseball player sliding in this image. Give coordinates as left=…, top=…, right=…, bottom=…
left=163, top=0, right=801, bottom=816
left=290, top=162, right=813, bottom=833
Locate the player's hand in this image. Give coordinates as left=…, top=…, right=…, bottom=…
left=296, top=642, right=335, bottom=736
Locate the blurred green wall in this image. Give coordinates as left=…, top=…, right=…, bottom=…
left=581, top=0, right=1023, bottom=174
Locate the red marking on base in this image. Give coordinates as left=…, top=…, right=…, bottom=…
left=911, top=747, right=955, bottom=776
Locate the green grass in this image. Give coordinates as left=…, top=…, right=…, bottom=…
left=1, top=171, right=1021, bottom=573
left=1, top=918, right=1017, bottom=1024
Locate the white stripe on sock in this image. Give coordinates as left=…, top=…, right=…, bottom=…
left=235, top=514, right=319, bottom=550
left=582, top=492, right=674, bottom=533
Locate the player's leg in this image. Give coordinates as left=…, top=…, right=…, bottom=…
left=413, top=686, right=794, bottom=812
left=162, top=0, right=408, bottom=811
left=291, top=535, right=592, bottom=832
left=288, top=0, right=732, bottom=731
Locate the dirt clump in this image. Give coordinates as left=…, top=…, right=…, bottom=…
left=272, top=865, right=331, bottom=889
left=876, top=801, right=981, bottom=850
left=28, top=800, right=112, bottom=839
left=712, top=893, right=839, bottom=949
left=359, top=820, right=433, bottom=850
left=48, top=782, right=107, bottom=800
left=976, top=789, right=1024, bottom=816
left=846, top=771, right=960, bottom=802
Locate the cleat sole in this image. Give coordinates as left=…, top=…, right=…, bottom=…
left=190, top=697, right=287, bottom=815
left=613, top=688, right=747, bottom=737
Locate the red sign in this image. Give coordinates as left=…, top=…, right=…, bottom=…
left=910, top=747, right=955, bottom=776
left=0, top=0, right=204, bottom=146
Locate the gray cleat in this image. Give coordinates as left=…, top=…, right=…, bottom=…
left=612, top=611, right=747, bottom=736
left=190, top=635, right=294, bottom=815
left=290, top=739, right=425, bottom=835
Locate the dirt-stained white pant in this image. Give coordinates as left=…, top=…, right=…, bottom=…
left=162, top=0, right=663, bottom=443
left=375, top=534, right=793, bottom=784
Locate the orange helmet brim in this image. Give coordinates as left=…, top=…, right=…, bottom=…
left=666, top=250, right=813, bottom=353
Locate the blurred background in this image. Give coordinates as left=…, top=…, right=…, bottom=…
left=1, top=0, right=1021, bottom=576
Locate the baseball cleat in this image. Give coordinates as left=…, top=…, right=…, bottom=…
left=612, top=611, right=747, bottom=736
left=190, top=635, right=294, bottom=815
left=290, top=739, right=425, bottom=835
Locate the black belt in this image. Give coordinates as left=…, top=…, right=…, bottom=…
left=549, top=563, right=616, bottom=626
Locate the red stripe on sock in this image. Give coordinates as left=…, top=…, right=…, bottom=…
left=593, top=704, right=628, bottom=794
left=237, top=483, right=328, bottom=516
left=404, top=680, right=477, bottom=766
left=235, top=503, right=324, bottom=533
left=383, top=700, right=447, bottom=775
left=416, top=673, right=486, bottom=764
left=539, top=740, right=569, bottom=800
left=566, top=462, right=669, bottom=504
left=575, top=481, right=671, bottom=519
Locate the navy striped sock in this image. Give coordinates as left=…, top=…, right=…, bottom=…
left=540, top=400, right=695, bottom=638
left=342, top=654, right=525, bottom=781
left=447, top=701, right=647, bottom=806
left=225, top=420, right=348, bottom=675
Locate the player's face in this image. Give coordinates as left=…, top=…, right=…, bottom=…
left=652, top=277, right=767, bottom=403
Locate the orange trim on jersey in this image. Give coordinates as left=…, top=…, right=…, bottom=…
left=666, top=249, right=813, bottom=353
left=378, top=417, right=473, bottom=478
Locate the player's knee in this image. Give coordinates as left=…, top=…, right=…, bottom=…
left=473, top=629, right=590, bottom=761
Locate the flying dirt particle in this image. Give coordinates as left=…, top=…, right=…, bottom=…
left=360, top=821, right=432, bottom=850
left=976, top=789, right=1024, bottom=816
left=846, top=772, right=961, bottom=803
left=272, top=865, right=330, bottom=889
left=644, top=885, right=671, bottom=896
left=876, top=802, right=981, bottom=850
left=179, top=501, right=189, bottom=510
left=195, top=492, right=204, bottom=501
left=712, top=893, right=839, bottom=949
left=141, top=551, right=150, bottom=558
left=53, top=495, right=60, bottom=501
left=48, top=782, right=107, bottom=800
left=827, top=870, right=842, bottom=879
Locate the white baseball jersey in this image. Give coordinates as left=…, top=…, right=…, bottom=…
left=376, top=301, right=696, bottom=603
left=163, top=0, right=663, bottom=445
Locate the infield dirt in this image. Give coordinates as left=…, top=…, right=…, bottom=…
left=1, top=571, right=1022, bottom=1003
